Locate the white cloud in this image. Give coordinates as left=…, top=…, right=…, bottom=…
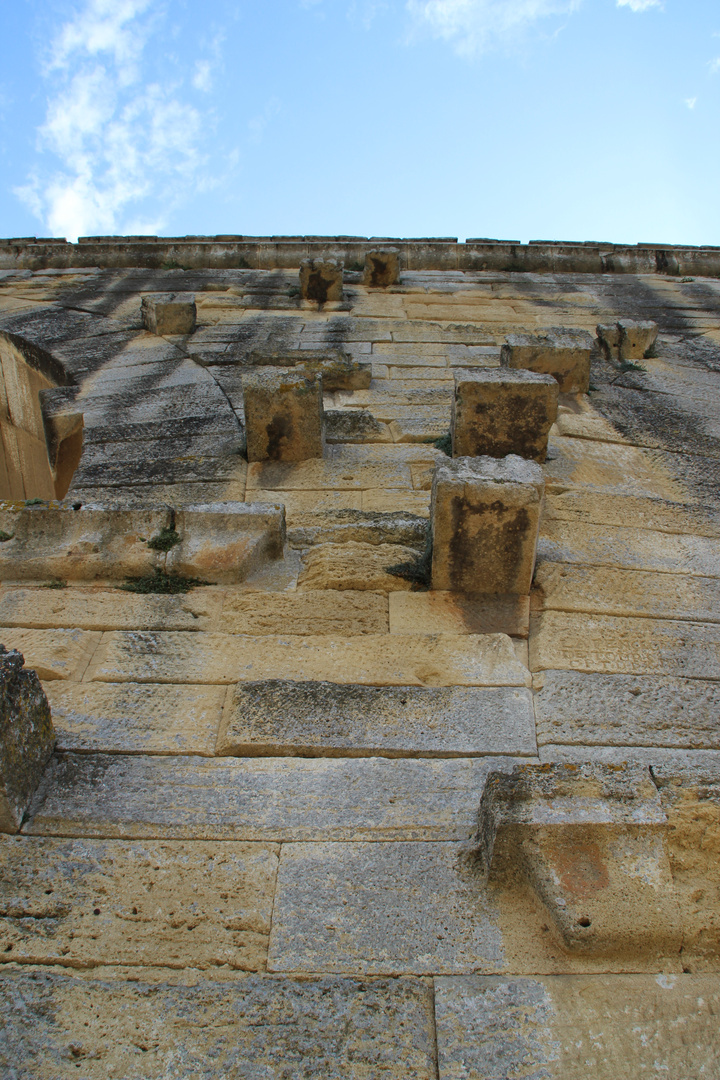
left=406, top=0, right=582, bottom=55
left=685, top=97, right=697, bottom=110
left=16, top=0, right=212, bottom=241
left=193, top=60, right=213, bottom=92
left=615, top=0, right=661, bottom=11
left=711, top=57, right=720, bottom=74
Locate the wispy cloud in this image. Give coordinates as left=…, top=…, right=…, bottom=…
left=406, top=0, right=582, bottom=55
left=685, top=97, right=697, bottom=110
left=16, top=0, right=214, bottom=241
left=616, top=0, right=662, bottom=11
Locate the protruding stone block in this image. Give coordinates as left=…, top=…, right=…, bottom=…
left=299, top=259, right=344, bottom=304
left=430, top=455, right=545, bottom=594
left=363, top=249, right=400, bottom=287
left=0, top=645, right=54, bottom=833
left=596, top=322, right=621, bottom=361
left=243, top=369, right=324, bottom=462
left=619, top=319, right=658, bottom=360
left=141, top=293, right=197, bottom=335
left=501, top=328, right=594, bottom=393
left=451, top=369, right=558, bottom=463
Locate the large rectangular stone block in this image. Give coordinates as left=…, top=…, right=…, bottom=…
left=501, top=329, right=594, bottom=393
left=0, top=647, right=54, bottom=832
left=299, top=258, right=343, bottom=303
left=243, top=369, right=324, bottom=462
left=431, top=456, right=545, bottom=594
left=451, top=368, right=558, bottom=462
left=141, top=293, right=196, bottom=335
left=363, top=249, right=400, bottom=287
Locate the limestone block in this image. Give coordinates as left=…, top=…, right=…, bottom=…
left=534, top=670, right=720, bottom=749
left=167, top=502, right=286, bottom=583
left=619, top=319, right=658, bottom=360
left=543, top=434, right=688, bottom=502
left=246, top=457, right=413, bottom=491
left=0, top=647, right=54, bottom=833
left=45, top=681, right=224, bottom=755
left=596, top=321, right=622, bottom=361
left=217, top=681, right=536, bottom=758
left=141, top=293, right=197, bottom=336
left=451, top=369, right=558, bottom=462
left=297, top=541, right=420, bottom=591
left=538, top=518, right=720, bottom=577
left=247, top=489, right=364, bottom=518
left=0, top=836, right=277, bottom=970
left=286, top=509, right=428, bottom=549
left=243, top=369, right=324, bottom=463
left=362, top=490, right=431, bottom=516
left=431, top=456, right=545, bottom=595
left=544, top=489, right=720, bottom=538
left=389, top=592, right=529, bottom=638
left=268, top=841, right=504, bottom=974
left=434, top=975, right=720, bottom=1080
left=501, top=329, right=594, bottom=393
left=0, top=586, right=222, bottom=632
left=248, top=349, right=372, bottom=391
left=84, top=630, right=530, bottom=687
left=25, top=753, right=507, bottom=842
left=0, top=971, right=436, bottom=1080
left=363, top=249, right=400, bottom=287
left=299, top=258, right=344, bottom=303
left=221, top=589, right=388, bottom=635
left=325, top=408, right=392, bottom=443
left=388, top=416, right=448, bottom=443
left=0, top=628, right=101, bottom=681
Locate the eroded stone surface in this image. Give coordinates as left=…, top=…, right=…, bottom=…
left=141, top=293, right=197, bottom=336
left=452, top=368, right=558, bottom=462
left=501, top=329, right=593, bottom=394
left=0, top=647, right=54, bottom=832
left=389, top=592, right=530, bottom=638
left=0, top=627, right=101, bottom=681
left=0, top=586, right=223, bottom=631
left=221, top=589, right=388, bottom=635
left=297, top=541, right=419, bottom=592
left=243, top=369, right=324, bottom=463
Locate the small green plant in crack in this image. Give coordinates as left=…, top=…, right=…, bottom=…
left=147, top=527, right=181, bottom=552
left=0, top=530, right=13, bottom=542
left=618, top=360, right=647, bottom=374
left=286, top=285, right=301, bottom=297
left=25, top=498, right=45, bottom=506
left=643, top=342, right=658, bottom=359
left=120, top=570, right=208, bottom=595
left=44, top=579, right=67, bottom=589
left=681, top=277, right=695, bottom=283
left=433, top=431, right=452, bottom=456
left=345, top=260, right=364, bottom=273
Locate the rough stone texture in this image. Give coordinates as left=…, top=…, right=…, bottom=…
left=0, top=647, right=54, bottom=832
left=243, top=369, right=324, bottom=463
left=596, top=322, right=622, bottom=361
left=500, top=329, right=594, bottom=393
left=434, top=975, right=720, bottom=1080
left=24, top=754, right=511, bottom=841
left=389, top=591, right=530, bottom=638
left=451, top=368, right=558, bottom=462
left=297, top=541, right=419, bottom=591
left=619, top=318, right=659, bottom=361
left=299, top=259, right=343, bottom=304
left=45, top=681, right=224, bottom=754
left=0, top=836, right=277, bottom=970
left=217, top=681, right=537, bottom=758
left=221, top=589, right=388, bottom=635
left=538, top=518, right=720, bottom=577
left=363, top=249, right=400, bottom=287
left=534, top=669, right=720, bottom=749
left=85, top=630, right=530, bottom=687
left=141, top=293, right=196, bottom=336
left=0, top=586, right=223, bottom=632
left=246, top=349, right=372, bottom=391
left=0, top=627, right=101, bottom=681
left=431, top=455, right=545, bottom=595
left=0, top=971, right=436, bottom=1080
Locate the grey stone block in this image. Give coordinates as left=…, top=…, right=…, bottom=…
left=0, top=646, right=54, bottom=832
left=451, top=368, right=558, bottom=462
left=243, top=369, right=324, bottom=462
left=141, top=293, right=196, bottom=335
left=501, top=328, right=594, bottom=393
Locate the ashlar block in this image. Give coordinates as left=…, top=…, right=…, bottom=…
left=299, top=259, right=344, bottom=304
left=431, top=455, right=544, bottom=594
left=0, top=646, right=54, bottom=833
left=363, top=249, right=400, bottom=287
left=501, top=328, right=594, bottom=393
left=618, top=319, right=658, bottom=360
left=243, top=369, right=324, bottom=463
left=451, top=368, right=558, bottom=463
left=141, top=293, right=197, bottom=336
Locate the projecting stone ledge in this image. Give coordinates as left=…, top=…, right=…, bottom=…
left=141, top=292, right=197, bottom=335
left=431, top=455, right=544, bottom=595
left=501, top=328, right=594, bottom=393
left=0, top=646, right=54, bottom=833
left=451, top=368, right=558, bottom=462
left=597, top=319, right=658, bottom=362
left=299, top=258, right=344, bottom=304
left=363, top=248, right=400, bottom=287
left=243, top=369, right=324, bottom=462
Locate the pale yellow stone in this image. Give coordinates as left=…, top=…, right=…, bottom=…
left=221, top=590, right=388, bottom=634
left=538, top=518, right=720, bottom=577
left=297, top=542, right=418, bottom=592
left=544, top=490, right=720, bottom=537
left=0, top=587, right=223, bottom=631
left=361, top=490, right=431, bottom=516
left=389, top=592, right=529, bottom=638
left=246, top=458, right=412, bottom=491
left=545, top=435, right=690, bottom=502
left=86, top=630, right=531, bottom=687
left=246, top=489, right=364, bottom=520
left=411, top=463, right=435, bottom=490
left=0, top=627, right=101, bottom=680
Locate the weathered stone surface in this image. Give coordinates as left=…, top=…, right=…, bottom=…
left=324, top=408, right=391, bottom=443
left=619, top=318, right=658, bottom=360
left=85, top=630, right=530, bottom=687
left=0, top=970, right=436, bottom=1080
left=221, top=590, right=388, bottom=635
left=389, top=592, right=530, bottom=638
left=451, top=368, right=558, bottom=462
left=248, top=488, right=364, bottom=517
left=530, top=610, right=720, bottom=679
left=0, top=586, right=222, bottom=631
left=543, top=435, right=688, bottom=502
left=538, top=518, right=720, bottom=577
left=141, top=293, right=196, bottom=336
left=243, top=369, right=324, bottom=462
left=217, top=681, right=536, bottom=758
left=246, top=457, right=413, bottom=491
left=362, top=489, right=431, bottom=516
left=0, top=647, right=54, bottom=832
left=363, top=249, right=400, bottom=287
left=297, top=541, right=419, bottom=591
left=247, top=349, right=372, bottom=390
left=45, top=681, right=224, bottom=754
left=544, top=489, right=720, bottom=538
left=534, top=563, right=720, bottom=622
left=434, top=975, right=720, bottom=1080
left=0, top=836, right=277, bottom=969
left=501, top=329, right=593, bottom=393
left=431, top=456, right=545, bottom=594
left=286, top=508, right=428, bottom=548
left=268, top=841, right=504, bottom=974
left=0, top=627, right=101, bottom=680
left=299, top=259, right=343, bottom=303
left=25, top=754, right=510, bottom=841
left=596, top=322, right=622, bottom=361
left=534, top=669, right=720, bottom=749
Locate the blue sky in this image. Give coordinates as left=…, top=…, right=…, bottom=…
left=1, top=0, right=719, bottom=244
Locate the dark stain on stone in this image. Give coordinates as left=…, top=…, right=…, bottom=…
left=265, top=413, right=293, bottom=459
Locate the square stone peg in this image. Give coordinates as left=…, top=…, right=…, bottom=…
left=299, top=259, right=344, bottom=304
left=363, top=249, right=400, bottom=287
left=141, top=293, right=197, bottom=336
left=452, top=368, right=558, bottom=463
left=431, top=455, right=545, bottom=595
left=243, top=369, right=324, bottom=463
left=501, top=328, right=594, bottom=393
left=0, top=646, right=54, bottom=833
left=597, top=320, right=658, bottom=362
